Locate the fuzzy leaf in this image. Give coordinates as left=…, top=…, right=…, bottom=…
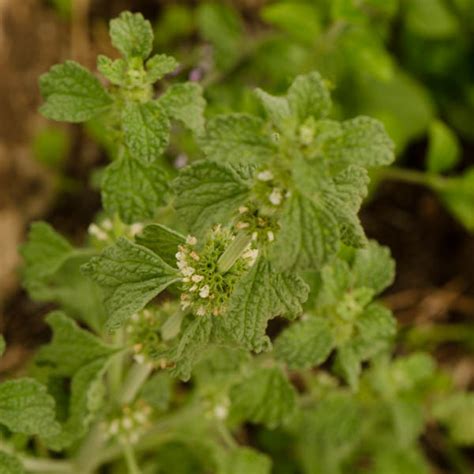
left=201, top=114, right=275, bottom=165
left=109, top=12, right=153, bottom=59
left=433, top=393, right=474, bottom=445
left=101, top=155, right=169, bottom=224
left=324, top=116, right=395, bottom=169
left=37, top=311, right=118, bottom=376
left=352, top=241, right=395, bottom=295
left=0, top=452, right=24, bottom=474
left=254, top=88, right=292, bottom=131
left=168, top=316, right=213, bottom=381
left=173, top=161, right=250, bottom=234
left=272, top=192, right=340, bottom=271
left=0, top=379, right=60, bottom=437
left=230, top=367, right=296, bottom=428
left=39, top=61, right=112, bottom=122
left=46, top=358, right=108, bottom=449
left=135, top=224, right=185, bottom=267
left=97, top=55, right=127, bottom=86
left=146, top=54, right=179, bottom=82
left=323, top=165, right=369, bottom=248
left=220, top=447, right=271, bottom=474
left=275, top=316, right=334, bottom=369
left=222, top=258, right=309, bottom=352
left=121, top=101, right=170, bottom=163
left=21, top=222, right=73, bottom=290
left=82, top=238, right=180, bottom=330
left=159, top=82, right=206, bottom=133
left=287, top=71, right=332, bottom=122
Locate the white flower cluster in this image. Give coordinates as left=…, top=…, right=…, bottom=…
left=256, top=169, right=289, bottom=208
left=177, top=231, right=258, bottom=317
left=106, top=404, right=152, bottom=444
left=88, top=219, right=144, bottom=242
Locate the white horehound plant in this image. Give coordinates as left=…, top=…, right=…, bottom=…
left=1, top=11, right=473, bottom=474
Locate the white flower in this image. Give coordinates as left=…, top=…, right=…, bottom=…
left=199, top=285, right=210, bottom=298
left=269, top=188, right=282, bottom=206
left=236, top=221, right=250, bottom=229
left=182, top=266, right=195, bottom=277
left=238, top=206, right=249, bottom=214
left=186, top=235, right=197, bottom=245
left=267, top=231, right=275, bottom=242
left=130, top=223, right=144, bottom=236
left=190, top=251, right=200, bottom=261
left=191, top=274, right=204, bottom=283
left=108, top=420, right=119, bottom=435
left=196, top=306, right=206, bottom=316
left=88, top=223, right=108, bottom=241
left=243, top=248, right=259, bottom=264
left=189, top=284, right=198, bottom=292
left=214, top=404, right=228, bottom=420
left=102, top=219, right=113, bottom=230
left=257, top=170, right=273, bottom=181
left=122, top=417, right=133, bottom=430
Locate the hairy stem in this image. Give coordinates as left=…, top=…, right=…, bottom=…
left=75, top=422, right=106, bottom=474
left=123, top=442, right=142, bottom=474
left=218, top=232, right=252, bottom=273
left=22, top=457, right=74, bottom=473
left=119, top=362, right=153, bottom=406
left=376, top=167, right=447, bottom=190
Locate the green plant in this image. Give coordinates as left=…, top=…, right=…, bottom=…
left=1, top=11, right=473, bottom=474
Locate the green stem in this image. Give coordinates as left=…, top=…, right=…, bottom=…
left=218, top=232, right=252, bottom=273
left=119, top=362, right=153, bottom=406
left=21, top=457, right=73, bottom=473
left=123, top=442, right=141, bottom=474
left=74, top=422, right=106, bottom=474
left=216, top=422, right=238, bottom=450
left=376, top=167, right=447, bottom=190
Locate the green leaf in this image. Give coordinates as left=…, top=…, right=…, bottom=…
left=135, top=224, right=186, bottom=267
left=427, top=120, right=460, bottom=174
left=173, top=160, right=250, bottom=235
left=405, top=0, right=458, bottom=38
left=220, top=447, right=271, bottom=474
left=296, top=393, right=361, bottom=474
left=0, top=378, right=60, bottom=437
left=201, top=114, right=275, bottom=165
left=109, top=11, right=153, bottom=59
left=272, top=192, right=340, bottom=271
left=196, top=2, right=243, bottom=70
left=21, top=222, right=73, bottom=290
left=39, top=61, right=112, bottom=122
left=222, top=258, right=309, bottom=352
left=97, top=55, right=127, bottom=86
left=373, top=447, right=430, bottom=474
left=254, top=88, right=292, bottom=131
left=230, top=367, right=296, bottom=428
left=140, top=373, right=172, bottom=412
left=121, top=101, right=170, bottom=163
left=168, top=316, right=213, bottom=381
left=336, top=303, right=396, bottom=388
left=146, top=54, right=179, bottom=82
left=37, top=311, right=118, bottom=376
left=26, top=254, right=108, bottom=333
left=82, top=238, right=180, bottom=330
left=261, top=2, right=321, bottom=44
left=433, top=392, right=474, bottom=445
left=101, top=154, right=169, bottom=224
left=324, top=116, right=395, bottom=169
left=159, top=82, right=206, bottom=134
left=439, top=168, right=474, bottom=231
left=323, top=165, right=369, bottom=248
left=46, top=358, right=108, bottom=449
left=274, top=316, right=334, bottom=369
left=287, top=72, right=332, bottom=122
left=351, top=241, right=395, bottom=295
left=0, top=452, right=24, bottom=474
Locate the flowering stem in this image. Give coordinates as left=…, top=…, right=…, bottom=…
left=123, top=441, right=141, bottom=474
left=119, top=362, right=153, bottom=406
left=217, top=232, right=252, bottom=273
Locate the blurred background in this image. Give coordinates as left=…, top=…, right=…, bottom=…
left=0, top=0, right=473, bottom=471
